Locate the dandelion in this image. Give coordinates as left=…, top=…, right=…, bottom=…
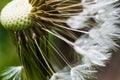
left=0, top=0, right=83, bottom=80
left=0, top=0, right=120, bottom=80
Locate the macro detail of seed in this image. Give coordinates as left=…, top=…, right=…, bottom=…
left=0, top=0, right=33, bottom=30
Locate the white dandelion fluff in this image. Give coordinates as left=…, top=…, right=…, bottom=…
left=50, top=72, right=71, bottom=80
left=67, top=12, right=89, bottom=29
left=81, top=0, right=119, bottom=15
left=64, top=0, right=120, bottom=80
left=1, top=66, right=23, bottom=80
left=67, top=0, right=119, bottom=29
left=71, top=64, right=96, bottom=80
left=74, top=36, right=112, bottom=66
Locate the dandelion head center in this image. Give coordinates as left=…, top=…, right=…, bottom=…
left=0, top=0, right=33, bottom=30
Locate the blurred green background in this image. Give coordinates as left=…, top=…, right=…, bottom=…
left=0, top=0, right=19, bottom=71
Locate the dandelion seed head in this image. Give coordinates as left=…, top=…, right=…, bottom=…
left=0, top=0, right=33, bottom=30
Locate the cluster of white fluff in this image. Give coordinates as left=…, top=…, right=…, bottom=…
left=51, top=0, right=120, bottom=80
left=1, top=66, right=22, bottom=80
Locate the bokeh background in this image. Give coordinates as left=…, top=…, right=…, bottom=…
left=0, top=0, right=120, bottom=80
